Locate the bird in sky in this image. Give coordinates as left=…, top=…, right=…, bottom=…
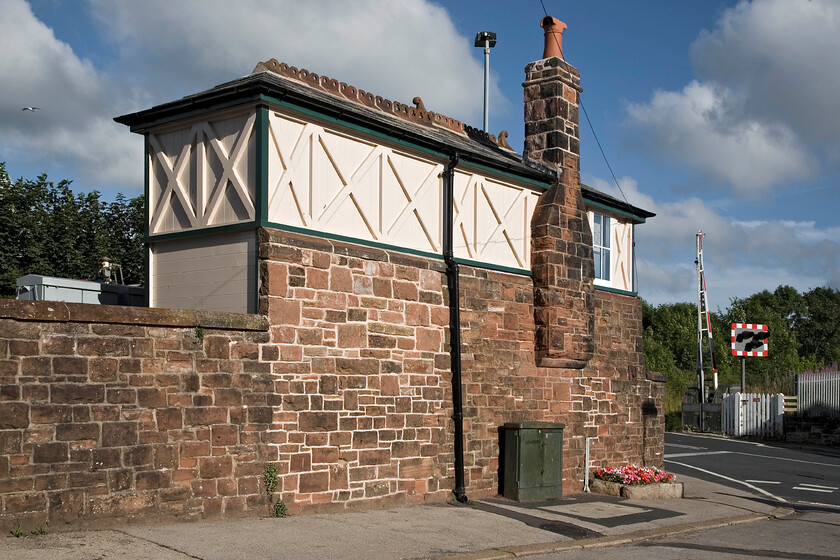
left=22, top=107, right=40, bottom=111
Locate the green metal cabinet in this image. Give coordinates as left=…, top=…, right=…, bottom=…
left=502, top=422, right=564, bottom=501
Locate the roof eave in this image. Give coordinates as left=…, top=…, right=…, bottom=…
left=114, top=74, right=558, bottom=185
left=581, top=184, right=656, bottom=223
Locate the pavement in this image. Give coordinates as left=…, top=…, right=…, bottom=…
left=1, top=474, right=794, bottom=560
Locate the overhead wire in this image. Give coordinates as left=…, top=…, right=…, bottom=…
left=536, top=0, right=630, bottom=206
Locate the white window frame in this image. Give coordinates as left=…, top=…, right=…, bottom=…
left=590, top=211, right=612, bottom=287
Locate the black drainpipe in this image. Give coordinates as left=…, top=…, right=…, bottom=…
left=443, top=152, right=468, bottom=504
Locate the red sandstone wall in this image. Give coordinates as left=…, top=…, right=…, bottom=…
left=257, top=229, right=453, bottom=508
left=0, top=227, right=663, bottom=527
left=0, top=304, right=271, bottom=527
left=458, top=272, right=664, bottom=499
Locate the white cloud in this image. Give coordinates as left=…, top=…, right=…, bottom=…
left=0, top=0, right=505, bottom=194
left=0, top=0, right=142, bottom=192
left=584, top=176, right=840, bottom=305
left=626, top=81, right=814, bottom=196
left=625, top=0, right=840, bottom=195
left=88, top=0, right=504, bottom=125
left=691, top=0, right=840, bottom=150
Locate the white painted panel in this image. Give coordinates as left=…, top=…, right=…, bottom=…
left=452, top=168, right=539, bottom=270
left=612, top=221, right=633, bottom=292
left=266, top=111, right=446, bottom=255
left=150, top=230, right=256, bottom=313
left=265, top=109, right=540, bottom=270
left=452, top=170, right=476, bottom=260
left=148, top=109, right=256, bottom=235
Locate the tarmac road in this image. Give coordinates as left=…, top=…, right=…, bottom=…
left=665, top=432, right=840, bottom=508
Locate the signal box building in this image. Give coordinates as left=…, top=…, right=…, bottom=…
left=0, top=17, right=661, bottom=526
left=112, top=16, right=659, bottom=507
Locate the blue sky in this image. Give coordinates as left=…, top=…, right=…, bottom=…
left=1, top=0, right=838, bottom=307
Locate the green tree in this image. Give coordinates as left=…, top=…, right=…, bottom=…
left=642, top=301, right=698, bottom=414
left=798, top=287, right=840, bottom=366
left=723, top=287, right=806, bottom=392
left=0, top=163, right=145, bottom=297
left=642, top=301, right=698, bottom=372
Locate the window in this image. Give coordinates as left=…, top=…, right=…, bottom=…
left=592, top=212, right=610, bottom=282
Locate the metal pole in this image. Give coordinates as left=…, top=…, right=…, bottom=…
left=695, top=232, right=705, bottom=431
left=741, top=357, right=746, bottom=393
left=583, top=437, right=591, bottom=492
left=483, top=40, right=490, bottom=132
left=474, top=31, right=495, bottom=132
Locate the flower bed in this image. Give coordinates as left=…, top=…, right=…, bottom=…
left=589, top=464, right=682, bottom=499
left=593, top=464, right=675, bottom=485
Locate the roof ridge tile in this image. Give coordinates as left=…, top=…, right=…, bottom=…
left=253, top=58, right=514, bottom=152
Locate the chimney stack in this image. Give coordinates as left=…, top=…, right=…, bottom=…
left=526, top=17, right=594, bottom=369
left=524, top=16, right=580, bottom=175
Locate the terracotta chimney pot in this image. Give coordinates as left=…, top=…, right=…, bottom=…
left=541, top=16, right=567, bottom=59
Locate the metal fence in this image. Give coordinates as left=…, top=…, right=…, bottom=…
left=797, top=371, right=840, bottom=417
left=722, top=393, right=784, bottom=437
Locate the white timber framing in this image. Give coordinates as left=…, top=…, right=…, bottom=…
left=265, top=108, right=543, bottom=271
left=147, top=108, right=257, bottom=235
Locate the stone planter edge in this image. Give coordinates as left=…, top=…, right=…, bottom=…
left=589, top=478, right=684, bottom=499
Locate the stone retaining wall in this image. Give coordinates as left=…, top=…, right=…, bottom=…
left=785, top=414, right=840, bottom=447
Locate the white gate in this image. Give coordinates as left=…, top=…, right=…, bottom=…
left=722, top=393, right=784, bottom=437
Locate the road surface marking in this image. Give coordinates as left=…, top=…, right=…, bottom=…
left=666, top=460, right=788, bottom=503
left=666, top=451, right=731, bottom=459
left=797, top=483, right=838, bottom=490
left=745, top=480, right=781, bottom=485
left=667, top=443, right=706, bottom=450
left=793, top=486, right=834, bottom=493
left=732, top=452, right=839, bottom=468
left=670, top=433, right=768, bottom=447
left=799, top=501, right=840, bottom=510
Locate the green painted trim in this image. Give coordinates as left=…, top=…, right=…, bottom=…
left=255, top=105, right=269, bottom=314
left=255, top=105, right=269, bottom=226
left=595, top=284, right=639, bottom=298
left=264, top=221, right=443, bottom=261
left=457, top=159, right=551, bottom=191
left=265, top=222, right=533, bottom=276
left=632, top=223, right=637, bottom=294
left=129, top=98, right=263, bottom=133
left=454, top=257, right=532, bottom=277
left=146, top=221, right=257, bottom=243
left=143, top=134, right=151, bottom=307
left=584, top=198, right=647, bottom=223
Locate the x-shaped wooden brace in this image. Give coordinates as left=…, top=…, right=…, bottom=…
left=384, top=156, right=442, bottom=252
left=200, top=113, right=256, bottom=225
left=148, top=132, right=199, bottom=232
left=268, top=119, right=321, bottom=227
left=477, top=183, right=528, bottom=268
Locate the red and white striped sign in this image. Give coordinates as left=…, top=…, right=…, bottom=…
left=731, top=323, right=768, bottom=357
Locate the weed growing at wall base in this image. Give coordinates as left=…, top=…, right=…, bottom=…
left=272, top=500, right=288, bottom=518
left=264, top=464, right=278, bottom=494
left=8, top=524, right=24, bottom=538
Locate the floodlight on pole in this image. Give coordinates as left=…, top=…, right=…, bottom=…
left=474, top=31, right=497, bottom=132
